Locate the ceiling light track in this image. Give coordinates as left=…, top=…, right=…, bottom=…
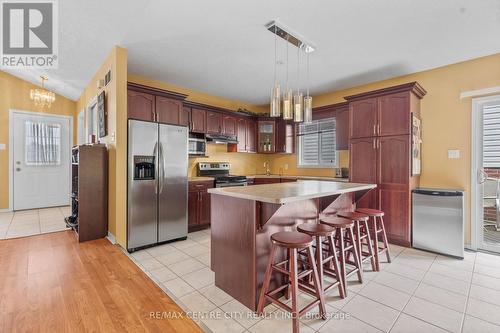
left=266, top=20, right=315, bottom=53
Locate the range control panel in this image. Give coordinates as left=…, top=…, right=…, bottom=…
left=198, top=162, right=230, bottom=171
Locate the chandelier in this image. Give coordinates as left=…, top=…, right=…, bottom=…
left=30, top=76, right=55, bottom=109
left=267, top=21, right=315, bottom=123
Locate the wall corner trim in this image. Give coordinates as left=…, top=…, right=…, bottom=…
left=106, top=232, right=117, bottom=244
left=460, top=86, right=500, bottom=99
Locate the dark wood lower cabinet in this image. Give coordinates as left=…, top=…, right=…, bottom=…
left=253, top=178, right=280, bottom=185
left=188, top=180, right=213, bottom=232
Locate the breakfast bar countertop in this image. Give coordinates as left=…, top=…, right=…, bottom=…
left=208, top=180, right=376, bottom=204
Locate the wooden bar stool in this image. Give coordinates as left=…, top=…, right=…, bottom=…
left=296, top=223, right=345, bottom=299
left=337, top=211, right=377, bottom=272
left=320, top=216, right=363, bottom=296
left=356, top=208, right=391, bottom=271
left=257, top=231, right=326, bottom=333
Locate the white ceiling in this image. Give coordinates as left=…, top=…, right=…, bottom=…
left=4, top=0, right=500, bottom=105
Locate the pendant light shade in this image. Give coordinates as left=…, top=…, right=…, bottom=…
left=303, top=52, right=313, bottom=123
left=283, top=88, right=293, bottom=120
left=270, top=84, right=281, bottom=117
left=303, top=96, right=312, bottom=123
left=293, top=92, right=303, bottom=122
left=270, top=25, right=281, bottom=117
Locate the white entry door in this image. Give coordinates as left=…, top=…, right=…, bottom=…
left=11, top=111, right=71, bottom=210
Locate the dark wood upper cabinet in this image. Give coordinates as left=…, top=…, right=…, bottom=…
left=379, top=92, right=410, bottom=136
left=128, top=90, right=155, bottom=122
left=156, top=96, right=183, bottom=125
left=246, top=119, right=257, bottom=152
left=335, top=105, right=349, bottom=150
left=181, top=106, right=191, bottom=128
left=223, top=115, right=237, bottom=136
left=275, top=119, right=294, bottom=154
left=191, top=108, right=206, bottom=133
left=349, top=98, right=378, bottom=139
left=257, top=120, right=276, bottom=153
left=206, top=111, right=223, bottom=134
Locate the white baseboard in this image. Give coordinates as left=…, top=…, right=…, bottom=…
left=0, top=208, right=12, bottom=213
left=106, top=232, right=117, bottom=244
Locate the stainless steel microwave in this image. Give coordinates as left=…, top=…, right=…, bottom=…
left=188, top=138, right=206, bottom=156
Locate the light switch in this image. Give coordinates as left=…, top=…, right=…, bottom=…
left=0, top=143, right=5, bottom=150
left=448, top=149, right=460, bottom=159
left=110, top=132, right=115, bottom=142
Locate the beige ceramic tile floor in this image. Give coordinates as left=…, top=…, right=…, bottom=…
left=128, top=229, right=500, bottom=333
left=0, top=206, right=71, bottom=239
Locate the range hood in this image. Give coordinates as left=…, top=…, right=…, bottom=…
left=205, top=134, right=238, bottom=145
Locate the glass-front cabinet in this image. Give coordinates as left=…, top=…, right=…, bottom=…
left=258, top=120, right=275, bottom=153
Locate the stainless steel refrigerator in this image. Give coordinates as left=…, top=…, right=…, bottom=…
left=127, top=119, right=188, bottom=252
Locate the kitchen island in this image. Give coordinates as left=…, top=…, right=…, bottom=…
left=208, top=180, right=376, bottom=311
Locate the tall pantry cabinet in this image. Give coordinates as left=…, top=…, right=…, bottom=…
left=347, top=82, right=426, bottom=247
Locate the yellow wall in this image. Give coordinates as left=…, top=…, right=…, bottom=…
left=0, top=71, right=77, bottom=209
left=268, top=52, right=500, bottom=245
left=76, top=46, right=128, bottom=246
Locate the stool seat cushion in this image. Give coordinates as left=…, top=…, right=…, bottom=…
left=337, top=211, right=369, bottom=221
left=271, top=231, right=313, bottom=248
left=297, top=223, right=334, bottom=237
left=320, top=216, right=353, bottom=228
left=356, top=208, right=384, bottom=217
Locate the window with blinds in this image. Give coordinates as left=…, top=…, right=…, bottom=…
left=483, top=104, right=500, bottom=167
left=297, top=118, right=337, bottom=167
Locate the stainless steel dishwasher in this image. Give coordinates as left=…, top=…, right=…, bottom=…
left=412, top=188, right=465, bottom=258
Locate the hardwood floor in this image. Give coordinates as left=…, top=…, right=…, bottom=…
left=0, top=231, right=203, bottom=333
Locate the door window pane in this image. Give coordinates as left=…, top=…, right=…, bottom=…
left=25, top=121, right=61, bottom=165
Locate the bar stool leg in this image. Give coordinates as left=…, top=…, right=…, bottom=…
left=379, top=216, right=392, bottom=263
left=285, top=248, right=291, bottom=300
left=362, top=220, right=377, bottom=271
left=306, top=246, right=326, bottom=319
left=337, top=228, right=347, bottom=294
left=257, top=244, right=276, bottom=314
left=354, top=221, right=362, bottom=264
left=371, top=217, right=380, bottom=271
left=347, top=227, right=363, bottom=283
left=315, top=236, right=324, bottom=291
left=289, top=248, right=299, bottom=333
left=327, top=234, right=345, bottom=298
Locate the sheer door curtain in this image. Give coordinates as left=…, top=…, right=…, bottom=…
left=25, top=121, right=61, bottom=166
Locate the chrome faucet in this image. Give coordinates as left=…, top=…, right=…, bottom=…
left=264, top=161, right=271, bottom=176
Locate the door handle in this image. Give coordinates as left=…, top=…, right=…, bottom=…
left=159, top=143, right=165, bottom=194
left=153, top=142, right=158, bottom=194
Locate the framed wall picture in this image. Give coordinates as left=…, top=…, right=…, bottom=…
left=97, top=91, right=107, bottom=138
left=412, top=114, right=422, bottom=175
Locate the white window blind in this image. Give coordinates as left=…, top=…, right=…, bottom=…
left=483, top=104, right=500, bottom=167
left=298, top=118, right=337, bottom=167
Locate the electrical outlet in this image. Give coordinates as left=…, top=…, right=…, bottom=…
left=448, top=149, right=460, bottom=159
left=284, top=163, right=289, bottom=170
left=110, top=132, right=115, bottom=142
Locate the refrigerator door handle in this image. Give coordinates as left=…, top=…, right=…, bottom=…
left=153, top=142, right=158, bottom=195
left=159, top=142, right=165, bottom=194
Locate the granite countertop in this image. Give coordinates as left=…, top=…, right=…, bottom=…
left=246, top=174, right=349, bottom=182
left=188, top=177, right=214, bottom=182
left=208, top=180, right=376, bottom=204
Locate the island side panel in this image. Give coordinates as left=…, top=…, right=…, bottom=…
left=211, top=194, right=257, bottom=310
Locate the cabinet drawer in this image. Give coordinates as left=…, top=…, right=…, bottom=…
left=189, top=180, right=214, bottom=192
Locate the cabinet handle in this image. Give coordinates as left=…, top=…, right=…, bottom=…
left=377, top=138, right=380, bottom=149
left=377, top=124, right=380, bottom=135
left=152, top=111, right=155, bottom=122
left=373, top=124, right=376, bottom=135
left=373, top=138, right=376, bottom=149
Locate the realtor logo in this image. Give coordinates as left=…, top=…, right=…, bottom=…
left=1, top=0, right=58, bottom=68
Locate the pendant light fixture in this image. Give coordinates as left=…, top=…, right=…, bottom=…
left=270, top=25, right=281, bottom=117
left=282, top=35, right=293, bottom=120
left=266, top=21, right=315, bottom=121
left=303, top=52, right=313, bottom=123
left=293, top=46, right=303, bottom=123
left=30, top=76, right=56, bottom=109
